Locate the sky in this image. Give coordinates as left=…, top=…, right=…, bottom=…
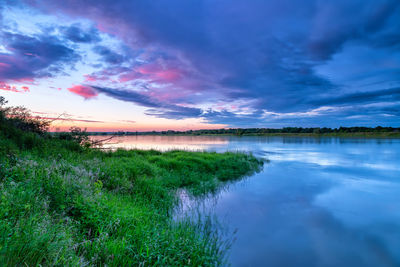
left=0, top=0, right=399, bottom=131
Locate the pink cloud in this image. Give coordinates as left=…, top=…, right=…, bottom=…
left=118, top=71, right=142, bottom=82
left=84, top=74, right=108, bottom=82
left=119, top=64, right=183, bottom=83
left=137, top=64, right=182, bottom=82
left=14, top=78, right=35, bottom=83
left=84, top=74, right=97, bottom=82
left=0, top=83, right=29, bottom=93
left=155, top=69, right=181, bottom=81
left=67, top=85, right=98, bottom=99
left=0, top=62, right=10, bottom=69
left=117, top=65, right=182, bottom=83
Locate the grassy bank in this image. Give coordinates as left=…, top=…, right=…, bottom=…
left=0, top=98, right=263, bottom=266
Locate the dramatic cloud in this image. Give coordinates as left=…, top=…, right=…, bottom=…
left=310, top=87, right=400, bottom=106
left=61, top=23, right=101, bottom=43
left=92, top=86, right=202, bottom=119
left=0, top=31, right=79, bottom=83
left=68, top=85, right=98, bottom=99
left=1, top=0, right=400, bottom=127
left=92, top=45, right=125, bottom=65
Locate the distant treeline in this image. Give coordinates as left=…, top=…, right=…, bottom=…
left=89, top=126, right=400, bottom=136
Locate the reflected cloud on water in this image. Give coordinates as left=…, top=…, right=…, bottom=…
left=91, top=135, right=229, bottom=151
left=94, top=135, right=400, bottom=266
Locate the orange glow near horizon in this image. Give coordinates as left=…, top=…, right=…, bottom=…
left=49, top=121, right=227, bottom=132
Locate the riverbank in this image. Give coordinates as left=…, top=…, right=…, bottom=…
left=205, top=132, right=400, bottom=138
left=0, top=116, right=263, bottom=265
left=88, top=130, right=400, bottom=139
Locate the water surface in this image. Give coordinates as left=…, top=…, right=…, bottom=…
left=93, top=135, right=400, bottom=267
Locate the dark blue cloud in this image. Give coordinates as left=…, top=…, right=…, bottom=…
left=310, top=87, right=400, bottom=106
left=306, top=0, right=400, bottom=60
left=202, top=109, right=267, bottom=127
left=61, top=23, right=101, bottom=43
left=92, top=45, right=125, bottom=64
left=91, top=86, right=202, bottom=119
left=0, top=31, right=80, bottom=81
left=203, top=104, right=400, bottom=128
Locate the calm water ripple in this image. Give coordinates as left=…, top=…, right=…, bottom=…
left=92, top=135, right=400, bottom=267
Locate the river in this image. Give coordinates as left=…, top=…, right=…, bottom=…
left=91, top=135, right=400, bottom=267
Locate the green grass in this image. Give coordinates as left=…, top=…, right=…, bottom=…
left=0, top=124, right=263, bottom=266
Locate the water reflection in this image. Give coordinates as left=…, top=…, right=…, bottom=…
left=95, top=135, right=400, bottom=266
left=90, top=135, right=229, bottom=151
